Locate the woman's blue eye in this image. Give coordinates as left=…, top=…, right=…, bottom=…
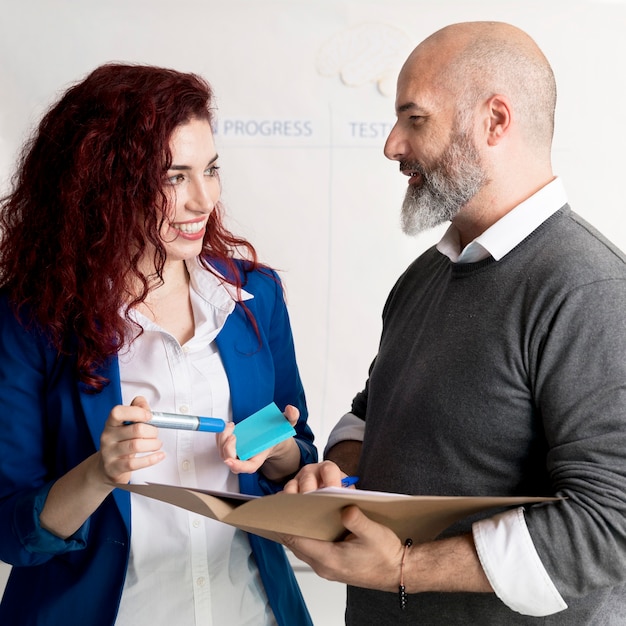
left=205, top=165, right=220, bottom=177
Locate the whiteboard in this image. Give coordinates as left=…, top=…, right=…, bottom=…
left=1, top=2, right=625, bottom=618
left=0, top=0, right=625, bottom=455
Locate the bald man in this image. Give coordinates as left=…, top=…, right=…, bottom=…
left=284, top=22, right=626, bottom=624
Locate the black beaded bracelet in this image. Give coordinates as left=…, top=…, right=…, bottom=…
left=399, top=538, right=413, bottom=611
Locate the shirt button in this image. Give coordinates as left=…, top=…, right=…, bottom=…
left=193, top=518, right=201, bottom=528
left=179, top=405, right=189, bottom=414
left=197, top=577, right=205, bottom=587
left=182, top=460, right=191, bottom=472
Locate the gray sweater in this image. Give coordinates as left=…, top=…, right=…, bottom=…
left=347, top=206, right=626, bottom=624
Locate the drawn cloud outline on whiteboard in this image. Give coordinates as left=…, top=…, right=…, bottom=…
left=316, top=23, right=413, bottom=97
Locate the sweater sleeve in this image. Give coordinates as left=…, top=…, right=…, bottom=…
left=511, top=277, right=626, bottom=599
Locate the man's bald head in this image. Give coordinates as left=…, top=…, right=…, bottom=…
left=403, top=21, right=557, bottom=153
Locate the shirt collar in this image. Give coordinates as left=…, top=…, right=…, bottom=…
left=185, top=258, right=253, bottom=345
left=186, top=257, right=253, bottom=312
left=125, top=258, right=253, bottom=339
left=437, top=177, right=568, bottom=264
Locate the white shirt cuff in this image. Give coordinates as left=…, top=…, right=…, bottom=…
left=473, top=507, right=567, bottom=616
left=323, top=412, right=365, bottom=457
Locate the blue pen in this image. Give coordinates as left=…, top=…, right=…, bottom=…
left=145, top=412, right=225, bottom=433
left=341, top=476, right=359, bottom=488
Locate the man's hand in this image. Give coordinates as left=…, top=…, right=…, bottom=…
left=282, top=506, right=493, bottom=595
left=281, top=505, right=404, bottom=590
left=283, top=460, right=346, bottom=493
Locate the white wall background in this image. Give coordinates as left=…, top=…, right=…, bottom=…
left=1, top=1, right=625, bottom=624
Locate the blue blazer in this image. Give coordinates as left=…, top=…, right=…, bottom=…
left=0, top=262, right=316, bottom=626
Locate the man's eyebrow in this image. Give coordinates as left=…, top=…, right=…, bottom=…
left=396, top=102, right=428, bottom=115
left=168, top=153, right=219, bottom=170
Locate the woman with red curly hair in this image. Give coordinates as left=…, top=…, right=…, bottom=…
left=0, top=63, right=316, bottom=626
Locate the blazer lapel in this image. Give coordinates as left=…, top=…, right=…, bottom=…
left=216, top=305, right=266, bottom=423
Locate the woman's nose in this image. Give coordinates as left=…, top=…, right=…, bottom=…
left=187, top=178, right=218, bottom=213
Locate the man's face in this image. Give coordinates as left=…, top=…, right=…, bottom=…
left=399, top=122, right=487, bottom=235
left=384, top=53, right=488, bottom=235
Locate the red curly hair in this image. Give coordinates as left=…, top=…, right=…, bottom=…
left=0, top=63, right=261, bottom=391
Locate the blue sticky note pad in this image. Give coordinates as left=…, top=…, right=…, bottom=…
left=234, top=402, right=296, bottom=461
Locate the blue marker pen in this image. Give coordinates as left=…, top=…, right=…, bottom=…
left=341, top=476, right=359, bottom=488
left=146, top=412, right=226, bottom=433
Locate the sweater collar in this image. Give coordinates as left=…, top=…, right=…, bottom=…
left=437, top=178, right=568, bottom=264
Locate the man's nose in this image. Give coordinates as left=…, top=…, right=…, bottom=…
left=383, top=123, right=407, bottom=161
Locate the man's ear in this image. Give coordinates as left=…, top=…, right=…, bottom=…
left=485, top=94, right=512, bottom=146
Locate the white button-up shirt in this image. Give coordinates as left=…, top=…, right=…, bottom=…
left=115, top=258, right=277, bottom=626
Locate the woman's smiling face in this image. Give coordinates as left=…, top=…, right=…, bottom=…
left=159, top=117, right=221, bottom=263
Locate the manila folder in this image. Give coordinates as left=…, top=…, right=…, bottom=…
left=118, top=482, right=556, bottom=544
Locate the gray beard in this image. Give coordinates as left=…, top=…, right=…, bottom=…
left=400, top=131, right=488, bottom=236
